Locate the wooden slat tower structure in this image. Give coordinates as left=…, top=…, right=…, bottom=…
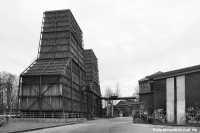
left=19, top=9, right=88, bottom=117
left=84, top=49, right=102, bottom=118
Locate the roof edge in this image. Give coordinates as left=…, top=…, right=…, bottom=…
left=148, top=64, right=200, bottom=80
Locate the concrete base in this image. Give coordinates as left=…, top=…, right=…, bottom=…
left=133, top=117, right=146, bottom=123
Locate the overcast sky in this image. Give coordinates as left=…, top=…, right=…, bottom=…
left=1, top=0, right=200, bottom=97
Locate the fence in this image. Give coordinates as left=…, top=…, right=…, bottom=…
left=0, top=112, right=87, bottom=119
left=132, top=110, right=149, bottom=123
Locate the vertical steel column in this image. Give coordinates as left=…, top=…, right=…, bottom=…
left=151, top=80, right=155, bottom=120
left=78, top=44, right=82, bottom=113
left=98, top=98, right=102, bottom=117
left=86, top=86, right=89, bottom=119
left=91, top=89, right=93, bottom=118
left=174, top=77, right=177, bottom=124
left=61, top=75, right=65, bottom=117
left=69, top=18, right=73, bottom=113
left=37, top=13, right=44, bottom=59
left=53, top=12, right=57, bottom=59
left=39, top=75, right=42, bottom=114
left=17, top=76, right=21, bottom=113
left=70, top=58, right=73, bottom=112
left=69, top=28, right=73, bottom=112
left=97, top=99, right=99, bottom=117
left=100, top=99, right=102, bottom=118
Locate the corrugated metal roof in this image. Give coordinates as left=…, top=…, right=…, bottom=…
left=138, top=77, right=149, bottom=82
left=22, top=58, right=70, bottom=75
left=150, top=71, right=163, bottom=76
left=147, top=65, right=200, bottom=80
left=115, top=100, right=139, bottom=108
left=139, top=71, right=163, bottom=82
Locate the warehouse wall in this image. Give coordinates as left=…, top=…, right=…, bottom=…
left=153, top=79, right=166, bottom=111
left=140, top=69, right=200, bottom=125
left=139, top=93, right=153, bottom=115
left=185, top=72, right=200, bottom=108
left=185, top=72, right=200, bottom=124
left=21, top=75, right=63, bottom=111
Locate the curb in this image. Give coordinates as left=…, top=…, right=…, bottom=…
left=153, top=123, right=200, bottom=127
left=163, top=124, right=200, bottom=127
left=132, top=123, right=200, bottom=128
left=9, top=120, right=87, bottom=133
left=131, top=123, right=166, bottom=128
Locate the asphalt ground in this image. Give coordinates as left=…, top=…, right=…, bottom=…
left=1, top=117, right=200, bottom=133
left=25, top=117, right=200, bottom=133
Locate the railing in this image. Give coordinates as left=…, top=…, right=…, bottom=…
left=0, top=112, right=87, bottom=119
left=132, top=110, right=149, bottom=123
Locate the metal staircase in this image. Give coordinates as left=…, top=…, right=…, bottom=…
left=133, top=110, right=152, bottom=123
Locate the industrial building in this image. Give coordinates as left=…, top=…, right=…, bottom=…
left=83, top=49, right=101, bottom=118
left=139, top=65, right=200, bottom=125
left=115, top=100, right=139, bottom=117
left=18, top=9, right=101, bottom=118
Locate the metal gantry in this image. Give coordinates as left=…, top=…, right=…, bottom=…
left=101, top=95, right=137, bottom=118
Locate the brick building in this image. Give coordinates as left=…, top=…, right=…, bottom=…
left=139, top=65, right=200, bottom=125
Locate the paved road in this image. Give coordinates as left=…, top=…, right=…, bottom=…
left=26, top=117, right=200, bottom=133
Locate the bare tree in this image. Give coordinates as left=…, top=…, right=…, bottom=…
left=115, top=82, right=121, bottom=97
left=132, top=84, right=140, bottom=102
left=103, top=86, right=113, bottom=107
left=114, top=82, right=121, bottom=105
left=104, top=86, right=113, bottom=97
left=0, top=71, right=18, bottom=113
left=133, top=84, right=139, bottom=96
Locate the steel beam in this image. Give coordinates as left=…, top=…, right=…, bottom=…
left=100, top=96, right=136, bottom=100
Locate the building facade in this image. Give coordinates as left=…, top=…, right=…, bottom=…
left=139, top=66, right=200, bottom=125
left=84, top=49, right=102, bottom=118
